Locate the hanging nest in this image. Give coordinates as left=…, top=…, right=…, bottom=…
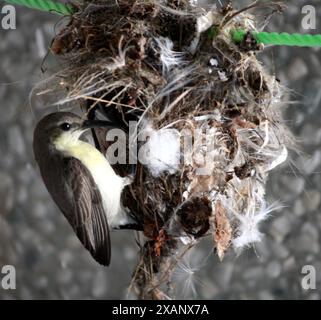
left=38, top=0, right=293, bottom=299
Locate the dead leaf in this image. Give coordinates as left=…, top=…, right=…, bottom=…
left=214, top=200, right=232, bottom=261
left=154, top=229, right=167, bottom=257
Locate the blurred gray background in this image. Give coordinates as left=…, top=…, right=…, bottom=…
left=0, top=0, right=320, bottom=299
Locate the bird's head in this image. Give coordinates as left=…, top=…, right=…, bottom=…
left=33, top=112, right=112, bottom=154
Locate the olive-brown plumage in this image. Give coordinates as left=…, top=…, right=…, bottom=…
left=33, top=112, right=111, bottom=266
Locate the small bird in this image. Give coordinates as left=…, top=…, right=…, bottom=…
left=33, top=112, right=134, bottom=266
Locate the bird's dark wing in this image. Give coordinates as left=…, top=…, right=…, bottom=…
left=62, top=157, right=111, bottom=266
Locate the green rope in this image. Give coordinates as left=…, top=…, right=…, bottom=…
left=232, top=29, right=321, bottom=47
left=3, top=0, right=73, bottom=15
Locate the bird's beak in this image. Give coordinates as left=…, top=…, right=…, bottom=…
left=82, top=119, right=115, bottom=129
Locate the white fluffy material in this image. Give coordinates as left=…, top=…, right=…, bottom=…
left=232, top=209, right=267, bottom=249
left=197, top=11, right=214, bottom=33
left=154, top=37, right=185, bottom=74
left=267, top=145, right=288, bottom=171
left=140, top=125, right=181, bottom=177
left=232, top=201, right=282, bottom=250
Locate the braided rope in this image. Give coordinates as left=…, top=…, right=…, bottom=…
left=232, top=30, right=321, bottom=47
left=3, top=0, right=72, bottom=15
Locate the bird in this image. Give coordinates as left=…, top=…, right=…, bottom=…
left=33, top=111, right=135, bottom=266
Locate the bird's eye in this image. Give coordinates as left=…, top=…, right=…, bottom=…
left=60, top=123, right=71, bottom=131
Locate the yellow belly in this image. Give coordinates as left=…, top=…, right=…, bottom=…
left=54, top=135, right=125, bottom=226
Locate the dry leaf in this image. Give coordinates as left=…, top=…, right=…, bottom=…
left=214, top=200, right=232, bottom=261
left=154, top=229, right=167, bottom=257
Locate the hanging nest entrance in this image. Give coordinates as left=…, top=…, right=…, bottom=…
left=40, top=0, right=292, bottom=299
